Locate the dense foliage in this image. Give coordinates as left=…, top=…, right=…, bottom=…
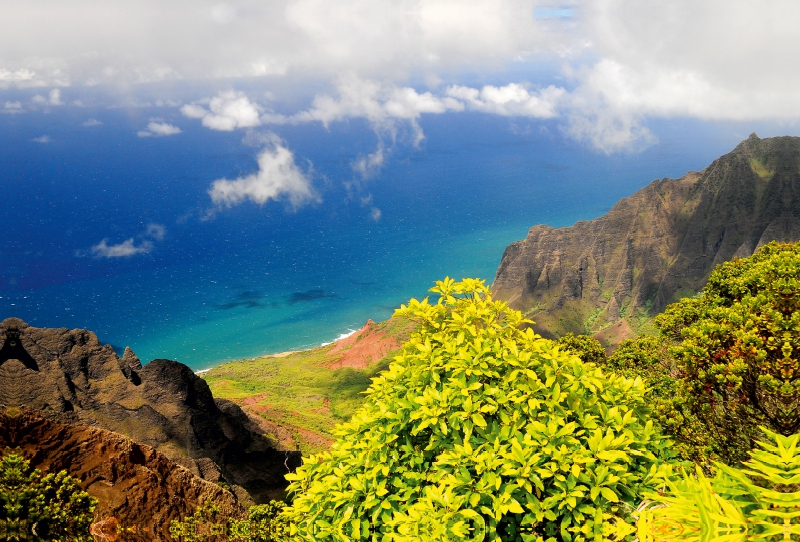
left=605, top=337, right=711, bottom=464
left=653, top=241, right=800, bottom=463
left=170, top=500, right=292, bottom=542
left=637, top=428, right=800, bottom=541
left=0, top=450, right=97, bottom=542
left=284, top=278, right=672, bottom=542
left=556, top=334, right=607, bottom=366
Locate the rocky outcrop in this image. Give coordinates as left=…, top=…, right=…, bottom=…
left=493, top=134, right=800, bottom=341
left=0, top=409, right=243, bottom=540
left=0, top=318, right=301, bottom=504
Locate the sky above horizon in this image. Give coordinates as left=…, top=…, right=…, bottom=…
left=3, top=1, right=800, bottom=261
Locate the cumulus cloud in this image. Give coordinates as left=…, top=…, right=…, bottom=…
left=48, top=89, right=63, bottom=105
left=446, top=83, right=564, bottom=118
left=2, top=101, right=23, bottom=114
left=137, top=121, right=182, bottom=137
left=6, top=0, right=800, bottom=153
left=31, top=135, right=51, bottom=143
left=181, top=91, right=262, bottom=131
left=85, top=223, right=166, bottom=258
left=290, top=76, right=463, bottom=131
left=0, top=1, right=559, bottom=88
left=31, top=89, right=63, bottom=106
left=351, top=144, right=385, bottom=180
left=208, top=135, right=317, bottom=209
left=82, top=118, right=102, bottom=126
left=91, top=238, right=153, bottom=258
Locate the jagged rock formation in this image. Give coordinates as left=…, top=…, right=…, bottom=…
left=493, top=134, right=800, bottom=342
left=0, top=409, right=243, bottom=540
left=0, top=317, right=301, bottom=504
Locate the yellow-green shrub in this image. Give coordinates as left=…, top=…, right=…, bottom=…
left=284, top=278, right=672, bottom=542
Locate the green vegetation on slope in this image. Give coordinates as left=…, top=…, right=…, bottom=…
left=284, top=278, right=672, bottom=542
left=203, top=317, right=415, bottom=455
left=172, top=242, right=800, bottom=541
left=653, top=241, right=800, bottom=463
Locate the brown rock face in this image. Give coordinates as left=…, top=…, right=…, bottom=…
left=0, top=318, right=300, bottom=504
left=493, top=134, right=800, bottom=338
left=0, top=409, right=244, bottom=540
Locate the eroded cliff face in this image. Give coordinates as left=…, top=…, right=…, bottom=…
left=0, top=409, right=244, bottom=540
left=493, top=134, right=800, bottom=342
left=0, top=318, right=300, bottom=504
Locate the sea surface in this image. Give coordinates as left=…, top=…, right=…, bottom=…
left=0, top=108, right=791, bottom=370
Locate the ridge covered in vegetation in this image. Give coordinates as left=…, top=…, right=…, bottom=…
left=170, top=241, right=800, bottom=541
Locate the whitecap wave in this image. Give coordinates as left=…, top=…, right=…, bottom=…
left=320, top=328, right=359, bottom=347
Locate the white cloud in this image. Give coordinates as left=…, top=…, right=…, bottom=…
left=289, top=76, right=463, bottom=130
left=181, top=91, right=262, bottom=131
left=91, top=238, right=153, bottom=258
left=6, top=0, right=800, bottom=154
left=369, top=207, right=381, bottom=221
left=137, top=121, right=182, bottom=137
left=352, top=143, right=385, bottom=180
left=446, top=83, right=564, bottom=118
left=48, top=89, right=63, bottom=105
left=30, top=88, right=63, bottom=107
left=562, top=109, right=656, bottom=154
left=0, top=68, right=36, bottom=87
left=145, top=223, right=167, bottom=240
left=82, top=118, right=102, bottom=126
left=31, top=135, right=51, bottom=143
left=208, top=135, right=316, bottom=208
left=2, top=101, right=23, bottom=114
left=86, top=223, right=166, bottom=258
left=0, top=1, right=559, bottom=88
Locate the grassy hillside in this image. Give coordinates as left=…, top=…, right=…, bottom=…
left=202, top=317, right=415, bottom=455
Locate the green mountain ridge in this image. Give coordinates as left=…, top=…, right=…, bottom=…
left=492, top=133, right=800, bottom=343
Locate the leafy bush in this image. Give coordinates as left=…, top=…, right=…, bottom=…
left=284, top=278, right=672, bottom=542
left=637, top=428, right=800, bottom=541
left=0, top=449, right=97, bottom=542
left=654, top=241, right=800, bottom=463
left=606, top=337, right=712, bottom=464
left=172, top=500, right=292, bottom=542
left=556, top=333, right=607, bottom=365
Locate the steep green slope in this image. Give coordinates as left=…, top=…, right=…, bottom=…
left=494, top=134, right=800, bottom=345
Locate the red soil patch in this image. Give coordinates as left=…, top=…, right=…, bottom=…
left=594, top=318, right=636, bottom=354
left=242, top=392, right=270, bottom=406
left=324, top=319, right=400, bottom=369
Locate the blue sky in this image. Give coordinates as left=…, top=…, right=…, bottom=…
left=3, top=1, right=800, bottom=259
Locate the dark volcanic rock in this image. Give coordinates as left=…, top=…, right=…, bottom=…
left=493, top=134, right=800, bottom=341
left=0, top=318, right=301, bottom=503
left=0, top=409, right=244, bottom=540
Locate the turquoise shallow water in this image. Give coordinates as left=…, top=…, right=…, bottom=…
left=0, top=110, right=787, bottom=369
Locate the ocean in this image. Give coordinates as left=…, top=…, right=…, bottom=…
left=0, top=107, right=787, bottom=370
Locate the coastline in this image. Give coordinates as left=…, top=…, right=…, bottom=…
left=194, top=327, right=361, bottom=375
left=194, top=349, right=299, bottom=375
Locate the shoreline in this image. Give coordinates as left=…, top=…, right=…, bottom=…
left=194, top=327, right=362, bottom=375
left=194, top=349, right=299, bottom=375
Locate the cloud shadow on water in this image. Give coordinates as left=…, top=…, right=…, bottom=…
left=286, top=288, right=338, bottom=305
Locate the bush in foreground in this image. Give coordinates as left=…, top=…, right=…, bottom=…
left=654, top=241, right=800, bottom=464
left=0, top=450, right=97, bottom=542
left=284, top=278, right=672, bottom=542
left=637, top=428, right=800, bottom=541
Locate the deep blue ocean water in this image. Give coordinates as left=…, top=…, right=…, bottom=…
left=0, top=107, right=793, bottom=370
